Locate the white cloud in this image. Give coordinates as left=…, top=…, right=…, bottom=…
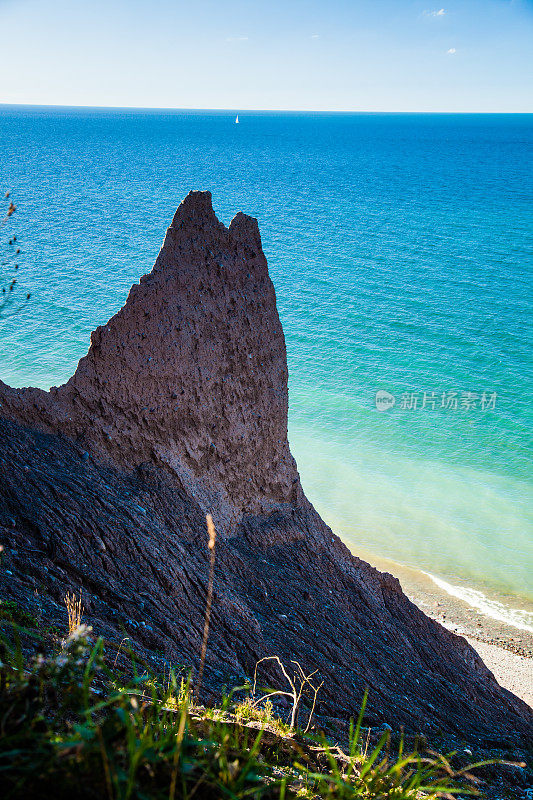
left=310, top=34, right=320, bottom=39
left=424, top=8, right=446, bottom=16
left=447, top=47, right=456, bottom=54
left=226, top=36, right=249, bottom=42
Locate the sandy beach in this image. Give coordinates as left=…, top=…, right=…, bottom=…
left=465, top=638, right=533, bottom=707
left=350, top=547, right=533, bottom=707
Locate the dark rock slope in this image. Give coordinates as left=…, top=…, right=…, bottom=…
left=0, top=192, right=531, bottom=747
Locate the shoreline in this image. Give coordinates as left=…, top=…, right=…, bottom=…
left=348, top=546, right=533, bottom=707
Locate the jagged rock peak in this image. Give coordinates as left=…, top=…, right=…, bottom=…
left=169, top=190, right=222, bottom=231
left=166, top=190, right=263, bottom=255
left=0, top=192, right=300, bottom=528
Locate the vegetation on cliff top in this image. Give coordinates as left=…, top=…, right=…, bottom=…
left=1, top=191, right=31, bottom=320
left=0, top=607, right=497, bottom=800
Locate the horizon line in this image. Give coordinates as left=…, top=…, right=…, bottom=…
left=1, top=102, right=532, bottom=115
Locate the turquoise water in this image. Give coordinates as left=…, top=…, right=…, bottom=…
left=1, top=106, right=532, bottom=624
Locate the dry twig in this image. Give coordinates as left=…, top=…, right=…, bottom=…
left=194, top=514, right=216, bottom=703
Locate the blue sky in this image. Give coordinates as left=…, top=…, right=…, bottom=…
left=1, top=0, right=532, bottom=111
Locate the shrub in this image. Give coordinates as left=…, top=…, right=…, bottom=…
left=0, top=618, right=492, bottom=800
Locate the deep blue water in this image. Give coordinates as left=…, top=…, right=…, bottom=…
left=1, top=106, right=532, bottom=626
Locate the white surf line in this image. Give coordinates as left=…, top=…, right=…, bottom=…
left=421, top=571, right=533, bottom=634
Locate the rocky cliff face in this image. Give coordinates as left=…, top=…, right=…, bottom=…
left=0, top=192, right=300, bottom=531
left=0, top=192, right=531, bottom=750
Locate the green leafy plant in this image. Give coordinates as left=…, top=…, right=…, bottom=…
left=0, top=599, right=37, bottom=628
left=1, top=191, right=31, bottom=319
left=0, top=617, right=495, bottom=800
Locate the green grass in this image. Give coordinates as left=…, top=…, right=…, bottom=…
left=0, top=598, right=37, bottom=628
left=0, top=620, right=492, bottom=800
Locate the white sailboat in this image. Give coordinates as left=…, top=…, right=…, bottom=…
left=235, top=115, right=239, bottom=124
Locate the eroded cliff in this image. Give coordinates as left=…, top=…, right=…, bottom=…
left=0, top=192, right=531, bottom=749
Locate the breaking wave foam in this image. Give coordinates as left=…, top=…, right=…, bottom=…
left=421, top=572, right=533, bottom=633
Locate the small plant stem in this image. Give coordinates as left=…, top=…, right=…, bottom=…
left=97, top=725, right=114, bottom=800
left=194, top=514, right=216, bottom=704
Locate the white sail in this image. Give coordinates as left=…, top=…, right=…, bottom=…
left=235, top=115, right=239, bottom=124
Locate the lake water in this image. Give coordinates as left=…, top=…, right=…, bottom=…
left=1, top=106, right=532, bottom=629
